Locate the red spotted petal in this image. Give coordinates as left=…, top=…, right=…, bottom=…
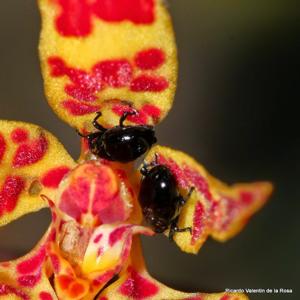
left=39, top=0, right=177, bottom=129
left=98, top=238, right=249, bottom=299
left=141, top=146, right=273, bottom=254
left=210, top=181, right=273, bottom=241
left=0, top=120, right=76, bottom=226
left=0, top=229, right=57, bottom=299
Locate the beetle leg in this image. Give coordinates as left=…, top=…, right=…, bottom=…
left=187, top=186, right=195, bottom=198
left=76, top=129, right=86, bottom=138
left=178, top=187, right=195, bottom=207
left=141, top=153, right=160, bottom=175
left=119, top=110, right=138, bottom=127
left=76, top=131, right=98, bottom=141
left=140, top=162, right=150, bottom=176
left=76, top=131, right=101, bottom=150
left=148, top=153, right=159, bottom=167
left=93, top=112, right=107, bottom=132
left=168, top=216, right=192, bottom=241
left=178, top=196, right=186, bottom=207
left=153, top=152, right=159, bottom=165
left=76, top=130, right=95, bottom=141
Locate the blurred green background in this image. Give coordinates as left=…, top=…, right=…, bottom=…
left=0, top=1, right=299, bottom=299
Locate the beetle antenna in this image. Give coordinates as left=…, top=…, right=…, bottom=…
left=119, top=110, right=137, bottom=127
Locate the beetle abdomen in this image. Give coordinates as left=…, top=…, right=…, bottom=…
left=139, top=165, right=179, bottom=232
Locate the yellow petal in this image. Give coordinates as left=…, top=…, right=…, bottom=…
left=38, top=0, right=177, bottom=130
left=0, top=120, right=76, bottom=227
left=140, top=145, right=273, bottom=254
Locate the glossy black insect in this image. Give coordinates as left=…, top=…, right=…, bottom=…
left=139, top=156, right=194, bottom=240
left=78, top=111, right=157, bottom=163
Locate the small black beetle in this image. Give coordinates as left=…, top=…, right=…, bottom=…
left=79, top=111, right=157, bottom=163
left=139, top=156, right=194, bottom=240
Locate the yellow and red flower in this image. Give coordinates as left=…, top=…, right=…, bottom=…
left=0, top=0, right=272, bottom=299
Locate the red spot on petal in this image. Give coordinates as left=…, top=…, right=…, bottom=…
left=63, top=100, right=100, bottom=116
left=49, top=56, right=103, bottom=102
left=49, top=254, right=60, bottom=273
left=65, top=85, right=98, bottom=102
left=112, top=104, right=148, bottom=125
left=0, top=262, right=10, bottom=268
left=17, top=247, right=46, bottom=274
left=119, top=267, right=159, bottom=299
left=58, top=275, right=73, bottom=290
left=135, top=48, right=166, bottom=70
left=192, top=202, right=205, bottom=244
left=93, top=233, right=103, bottom=243
left=39, top=292, right=54, bottom=300
left=18, top=272, right=41, bottom=287
left=130, top=75, right=169, bottom=92
left=48, top=56, right=68, bottom=77
left=97, top=195, right=129, bottom=224
left=0, top=284, right=29, bottom=300
left=220, top=296, right=231, bottom=300
left=183, top=166, right=213, bottom=201
left=51, top=211, right=57, bottom=222
left=240, top=191, right=254, bottom=205
left=59, top=220, right=65, bottom=232
left=48, top=199, right=55, bottom=208
left=0, top=133, right=6, bottom=164
left=0, top=176, right=25, bottom=215
left=92, top=271, right=114, bottom=288
left=112, top=103, right=161, bottom=125
left=93, top=60, right=132, bottom=88
left=41, top=166, right=71, bottom=188
left=13, top=134, right=48, bottom=168
left=48, top=228, right=57, bottom=242
left=109, top=226, right=129, bottom=246
left=90, top=168, right=122, bottom=216
left=11, top=128, right=29, bottom=144
left=49, top=57, right=96, bottom=91
left=69, top=282, right=85, bottom=298
left=59, top=178, right=90, bottom=221
left=141, top=104, right=161, bottom=119
left=55, top=0, right=92, bottom=37
left=92, top=0, right=155, bottom=24
left=54, top=0, right=155, bottom=37
left=219, top=197, right=240, bottom=231
left=66, top=69, right=102, bottom=101
left=97, top=247, right=104, bottom=257
left=120, top=235, right=132, bottom=261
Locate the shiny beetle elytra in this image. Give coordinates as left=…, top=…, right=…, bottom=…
left=79, top=111, right=157, bottom=163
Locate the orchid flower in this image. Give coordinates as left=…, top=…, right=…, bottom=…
left=0, top=1, right=272, bottom=299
